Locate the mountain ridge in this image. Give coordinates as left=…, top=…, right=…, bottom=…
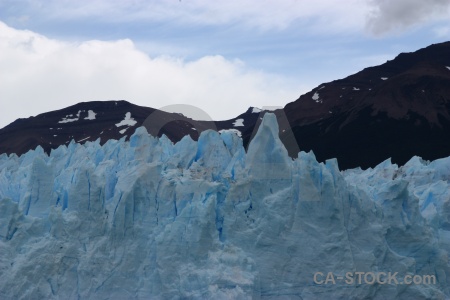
left=1, top=41, right=450, bottom=170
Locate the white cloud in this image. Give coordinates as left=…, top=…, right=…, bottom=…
left=3, top=1, right=450, bottom=40
left=0, top=21, right=303, bottom=128
left=5, top=0, right=369, bottom=33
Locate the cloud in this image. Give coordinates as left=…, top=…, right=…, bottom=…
left=1, top=0, right=368, bottom=33
left=4, top=1, right=450, bottom=39
left=366, top=0, right=450, bottom=36
left=0, top=21, right=303, bottom=129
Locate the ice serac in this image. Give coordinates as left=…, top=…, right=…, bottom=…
left=0, top=113, right=449, bottom=299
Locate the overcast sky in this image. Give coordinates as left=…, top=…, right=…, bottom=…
left=1, top=0, right=450, bottom=128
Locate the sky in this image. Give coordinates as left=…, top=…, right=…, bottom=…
left=1, top=0, right=450, bottom=128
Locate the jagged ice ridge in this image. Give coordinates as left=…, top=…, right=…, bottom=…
left=0, top=114, right=449, bottom=299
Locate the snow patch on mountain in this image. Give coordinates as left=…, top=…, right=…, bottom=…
left=76, top=136, right=90, bottom=143
left=58, top=110, right=82, bottom=124
left=312, top=92, right=319, bottom=101
left=84, top=110, right=97, bottom=120
left=251, top=107, right=262, bottom=113
left=115, top=112, right=137, bottom=127
left=232, top=118, right=244, bottom=127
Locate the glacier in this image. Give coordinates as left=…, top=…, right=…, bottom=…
left=0, top=113, right=449, bottom=299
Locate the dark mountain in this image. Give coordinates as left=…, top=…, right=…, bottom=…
left=1, top=41, right=450, bottom=170
left=0, top=100, right=260, bottom=157
left=278, top=41, right=450, bottom=169
left=0, top=101, right=216, bottom=156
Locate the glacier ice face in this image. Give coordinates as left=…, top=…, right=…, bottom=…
left=0, top=113, right=449, bottom=299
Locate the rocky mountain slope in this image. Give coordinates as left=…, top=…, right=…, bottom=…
left=279, top=41, right=450, bottom=169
